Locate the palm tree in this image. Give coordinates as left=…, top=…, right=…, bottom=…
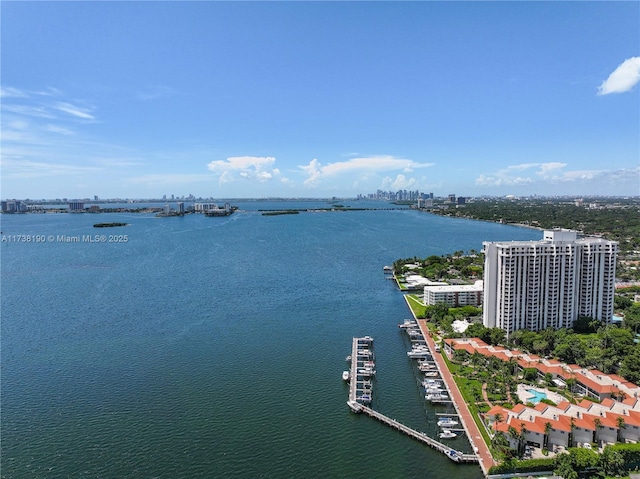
left=518, top=422, right=528, bottom=457
left=544, top=421, right=553, bottom=450
left=569, top=417, right=576, bottom=447
left=616, top=416, right=627, bottom=443
left=593, top=417, right=603, bottom=445
left=507, top=425, right=520, bottom=452
left=493, top=412, right=504, bottom=430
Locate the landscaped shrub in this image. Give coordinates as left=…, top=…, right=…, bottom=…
left=488, top=457, right=555, bottom=474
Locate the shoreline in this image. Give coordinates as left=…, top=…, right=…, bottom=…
left=403, top=293, right=495, bottom=476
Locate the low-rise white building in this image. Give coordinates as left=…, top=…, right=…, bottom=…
left=423, top=280, right=483, bottom=307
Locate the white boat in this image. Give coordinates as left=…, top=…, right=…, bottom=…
left=357, top=394, right=372, bottom=403
left=426, top=393, right=448, bottom=402
left=398, top=319, right=416, bottom=328
left=439, top=429, right=458, bottom=439
left=418, top=363, right=435, bottom=371
left=437, top=417, right=459, bottom=427
left=342, top=371, right=350, bottom=381
left=358, top=369, right=376, bottom=376
left=424, top=372, right=439, bottom=377
left=447, top=450, right=462, bottom=462
left=407, top=349, right=431, bottom=358
left=345, top=355, right=351, bottom=361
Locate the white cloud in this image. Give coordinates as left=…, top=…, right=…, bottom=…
left=2, top=104, right=56, bottom=119
left=476, top=163, right=640, bottom=190
left=136, top=85, right=179, bottom=101
left=53, top=102, right=95, bottom=120
left=0, top=158, right=102, bottom=179
left=382, top=174, right=417, bottom=190
left=206, top=156, right=283, bottom=184
left=597, top=57, right=640, bottom=95
left=299, top=156, right=433, bottom=187
left=0, top=86, right=29, bottom=98
left=45, top=124, right=75, bottom=135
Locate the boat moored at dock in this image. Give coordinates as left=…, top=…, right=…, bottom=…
left=439, top=429, right=458, bottom=439
left=437, top=417, right=459, bottom=428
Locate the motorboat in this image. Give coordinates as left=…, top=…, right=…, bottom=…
left=437, top=417, right=459, bottom=428
left=447, top=450, right=462, bottom=462
left=426, top=393, right=448, bottom=402
left=424, top=372, right=439, bottom=377
left=418, top=362, right=436, bottom=372
left=439, top=429, right=458, bottom=439
left=342, top=371, right=350, bottom=381
left=407, top=349, right=431, bottom=358
left=398, top=319, right=416, bottom=328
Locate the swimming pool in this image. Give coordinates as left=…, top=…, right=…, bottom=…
left=526, top=388, right=548, bottom=404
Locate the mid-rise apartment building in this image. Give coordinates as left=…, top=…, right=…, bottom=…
left=483, top=230, right=617, bottom=335
left=424, top=281, right=483, bottom=307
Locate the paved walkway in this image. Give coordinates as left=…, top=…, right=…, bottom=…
left=417, top=320, right=496, bottom=476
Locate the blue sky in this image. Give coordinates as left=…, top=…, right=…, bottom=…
left=1, top=1, right=639, bottom=200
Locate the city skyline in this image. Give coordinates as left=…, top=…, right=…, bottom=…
left=1, top=2, right=639, bottom=199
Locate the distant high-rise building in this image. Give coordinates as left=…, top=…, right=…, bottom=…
left=176, top=202, right=185, bottom=213
left=448, top=194, right=456, bottom=203
left=483, top=230, right=618, bottom=335
left=457, top=197, right=466, bottom=205
left=68, top=201, right=85, bottom=212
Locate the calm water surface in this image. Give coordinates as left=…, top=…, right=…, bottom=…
left=1, top=202, right=540, bottom=478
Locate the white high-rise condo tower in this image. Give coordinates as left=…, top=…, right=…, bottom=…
left=483, top=230, right=618, bottom=335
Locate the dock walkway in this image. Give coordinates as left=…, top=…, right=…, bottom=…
left=347, top=400, right=478, bottom=463
left=416, top=320, right=497, bottom=475
left=346, top=336, right=478, bottom=465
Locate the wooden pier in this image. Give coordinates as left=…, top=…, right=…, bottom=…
left=347, top=400, right=478, bottom=463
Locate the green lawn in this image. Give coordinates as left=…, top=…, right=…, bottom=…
left=405, top=294, right=427, bottom=318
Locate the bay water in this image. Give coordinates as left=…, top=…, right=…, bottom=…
left=1, top=201, right=540, bottom=478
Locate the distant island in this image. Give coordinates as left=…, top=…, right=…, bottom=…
left=93, top=222, right=128, bottom=228
left=261, top=210, right=300, bottom=216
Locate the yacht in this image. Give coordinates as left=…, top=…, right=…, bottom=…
left=424, top=372, right=439, bottom=377
left=342, top=371, right=350, bottom=381
left=398, top=319, right=416, bottom=328
left=407, top=349, right=431, bottom=358
left=439, top=429, right=458, bottom=439
left=426, top=393, right=448, bottom=402
left=437, top=417, right=459, bottom=428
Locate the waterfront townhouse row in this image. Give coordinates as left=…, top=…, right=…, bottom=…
left=443, top=337, right=640, bottom=404
left=485, top=400, right=640, bottom=450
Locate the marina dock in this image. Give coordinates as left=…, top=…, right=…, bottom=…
left=347, top=400, right=478, bottom=463
left=345, top=336, right=478, bottom=465
left=415, top=320, right=497, bottom=475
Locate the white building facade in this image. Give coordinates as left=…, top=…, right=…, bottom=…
left=424, top=281, right=483, bottom=307
left=483, top=230, right=617, bottom=335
